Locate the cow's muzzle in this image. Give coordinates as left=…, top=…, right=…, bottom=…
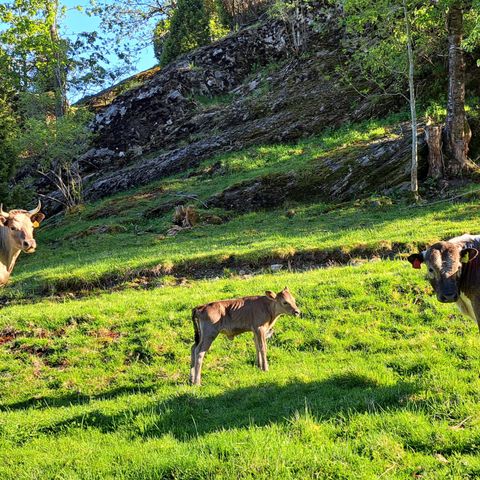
left=22, top=239, right=36, bottom=253
left=438, top=293, right=459, bottom=303
left=293, top=310, right=301, bottom=317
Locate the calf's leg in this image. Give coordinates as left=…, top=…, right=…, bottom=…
left=253, top=332, right=263, bottom=369
left=192, top=334, right=217, bottom=386
left=255, top=328, right=269, bottom=371
left=189, top=343, right=197, bottom=384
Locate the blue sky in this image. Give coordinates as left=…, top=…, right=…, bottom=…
left=62, top=0, right=156, bottom=97
left=62, top=0, right=155, bottom=71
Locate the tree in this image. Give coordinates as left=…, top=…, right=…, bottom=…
left=0, top=0, right=109, bottom=208
left=0, top=96, right=19, bottom=204
left=153, top=0, right=229, bottom=63
left=89, top=0, right=176, bottom=66
left=15, top=102, right=92, bottom=209
left=153, top=18, right=171, bottom=62
left=341, top=0, right=433, bottom=199
left=160, top=0, right=211, bottom=65
left=443, top=0, right=473, bottom=177
left=402, top=0, right=419, bottom=200
left=44, top=0, right=68, bottom=116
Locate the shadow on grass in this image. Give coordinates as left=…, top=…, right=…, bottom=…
left=0, top=384, right=157, bottom=412
left=25, top=373, right=417, bottom=440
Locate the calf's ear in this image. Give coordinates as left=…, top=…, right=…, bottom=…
left=407, top=253, right=424, bottom=269
left=265, top=291, right=277, bottom=299
left=461, top=248, right=478, bottom=263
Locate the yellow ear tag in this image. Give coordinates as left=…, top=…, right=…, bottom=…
left=461, top=252, right=469, bottom=263
left=32, top=221, right=40, bottom=228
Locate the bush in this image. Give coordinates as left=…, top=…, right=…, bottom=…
left=0, top=96, right=20, bottom=204
left=14, top=94, right=93, bottom=210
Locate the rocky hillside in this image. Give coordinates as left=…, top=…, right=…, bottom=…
left=37, top=6, right=428, bottom=213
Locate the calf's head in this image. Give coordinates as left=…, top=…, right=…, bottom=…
left=408, top=241, right=478, bottom=303
left=266, top=287, right=301, bottom=316
left=0, top=201, right=45, bottom=253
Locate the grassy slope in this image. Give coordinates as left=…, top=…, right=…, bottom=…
left=7, top=113, right=480, bottom=297
left=1, top=117, right=480, bottom=478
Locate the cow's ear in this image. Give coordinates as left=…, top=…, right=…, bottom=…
left=30, top=212, right=45, bottom=227
left=283, top=286, right=289, bottom=292
left=408, top=253, right=424, bottom=269
left=0, top=216, right=7, bottom=225
left=461, top=248, right=478, bottom=263
left=265, top=291, right=277, bottom=299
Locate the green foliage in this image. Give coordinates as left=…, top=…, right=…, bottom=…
left=214, top=0, right=235, bottom=29
left=14, top=97, right=93, bottom=208
left=153, top=0, right=230, bottom=64
left=209, top=8, right=231, bottom=41
left=153, top=18, right=172, bottom=62
left=341, top=0, right=444, bottom=99
left=0, top=96, right=19, bottom=204
left=15, top=97, right=92, bottom=171
left=424, top=99, right=447, bottom=124
left=160, top=0, right=211, bottom=65
left=91, top=0, right=175, bottom=70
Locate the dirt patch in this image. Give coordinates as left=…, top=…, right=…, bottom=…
left=89, top=328, right=121, bottom=343
left=11, top=341, right=55, bottom=357
left=0, top=326, right=22, bottom=345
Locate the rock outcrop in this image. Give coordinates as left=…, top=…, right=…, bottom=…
left=38, top=4, right=410, bottom=211
left=207, top=128, right=427, bottom=211
left=74, top=6, right=401, bottom=203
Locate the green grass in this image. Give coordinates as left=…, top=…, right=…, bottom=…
left=1, top=115, right=480, bottom=477
left=9, top=197, right=480, bottom=297
left=1, top=264, right=480, bottom=478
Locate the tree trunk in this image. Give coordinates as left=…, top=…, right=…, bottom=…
left=444, top=2, right=471, bottom=177
left=426, top=124, right=444, bottom=179
left=45, top=0, right=68, bottom=117
left=403, top=0, right=419, bottom=201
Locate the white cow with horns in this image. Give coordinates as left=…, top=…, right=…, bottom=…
left=0, top=201, right=45, bottom=286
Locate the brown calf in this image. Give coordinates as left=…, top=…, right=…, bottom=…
left=190, top=287, right=300, bottom=385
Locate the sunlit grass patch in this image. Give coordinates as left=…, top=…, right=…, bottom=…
left=0, top=262, right=479, bottom=477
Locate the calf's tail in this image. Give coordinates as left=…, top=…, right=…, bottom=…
left=192, top=308, right=200, bottom=345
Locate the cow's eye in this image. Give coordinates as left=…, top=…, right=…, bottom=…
left=428, top=268, right=434, bottom=274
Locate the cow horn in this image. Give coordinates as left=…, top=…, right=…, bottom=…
left=0, top=204, right=9, bottom=218
left=28, top=200, right=41, bottom=216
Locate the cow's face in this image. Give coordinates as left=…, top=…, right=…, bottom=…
left=408, top=242, right=478, bottom=303
left=266, top=287, right=301, bottom=316
left=0, top=204, right=45, bottom=254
